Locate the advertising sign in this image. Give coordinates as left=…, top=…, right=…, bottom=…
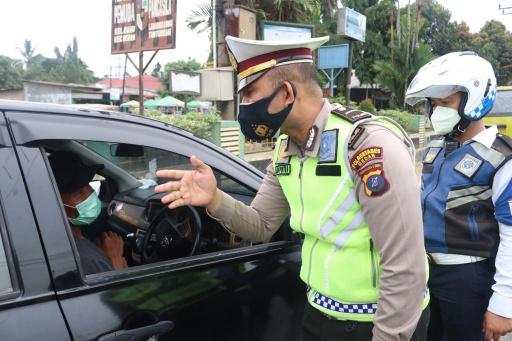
left=318, top=44, right=349, bottom=69
left=262, top=21, right=313, bottom=41
left=111, top=0, right=177, bottom=54
left=337, top=7, right=366, bottom=42
left=170, top=71, right=201, bottom=96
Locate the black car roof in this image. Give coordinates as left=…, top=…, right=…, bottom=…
left=0, top=100, right=263, bottom=178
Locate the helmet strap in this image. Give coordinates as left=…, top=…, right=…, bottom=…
left=447, top=91, right=470, bottom=138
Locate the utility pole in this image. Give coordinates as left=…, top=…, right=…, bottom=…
left=345, top=40, right=353, bottom=105
left=498, top=3, right=512, bottom=15
left=212, top=0, right=217, bottom=68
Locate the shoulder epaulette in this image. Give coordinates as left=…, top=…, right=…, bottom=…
left=331, top=105, right=372, bottom=124
left=496, top=134, right=512, bottom=150
left=492, top=134, right=512, bottom=158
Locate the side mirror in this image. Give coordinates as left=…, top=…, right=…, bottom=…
left=110, top=143, right=145, bottom=157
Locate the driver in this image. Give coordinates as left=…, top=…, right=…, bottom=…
left=48, top=151, right=127, bottom=275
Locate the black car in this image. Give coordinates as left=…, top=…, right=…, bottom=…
left=0, top=100, right=305, bottom=341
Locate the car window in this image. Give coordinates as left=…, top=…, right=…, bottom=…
left=0, top=232, right=13, bottom=294
left=79, top=140, right=255, bottom=196
left=43, top=139, right=264, bottom=278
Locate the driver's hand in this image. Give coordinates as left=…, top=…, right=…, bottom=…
left=96, top=231, right=128, bottom=270
left=155, top=155, right=221, bottom=211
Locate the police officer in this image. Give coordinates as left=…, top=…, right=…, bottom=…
left=156, top=36, right=429, bottom=340
left=405, top=52, right=512, bottom=341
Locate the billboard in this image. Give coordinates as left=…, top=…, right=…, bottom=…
left=262, top=21, right=314, bottom=41
left=170, top=71, right=201, bottom=96
left=111, top=0, right=177, bottom=54
left=318, top=44, right=349, bottom=69
left=337, top=7, right=366, bottom=42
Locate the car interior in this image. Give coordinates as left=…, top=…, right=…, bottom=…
left=41, top=140, right=264, bottom=272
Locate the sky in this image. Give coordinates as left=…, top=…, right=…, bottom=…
left=0, top=1, right=511, bottom=79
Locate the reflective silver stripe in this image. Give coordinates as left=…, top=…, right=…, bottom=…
left=333, top=211, right=365, bottom=249
left=318, top=174, right=349, bottom=236
left=446, top=189, right=492, bottom=210
left=447, top=185, right=490, bottom=200
left=471, top=143, right=505, bottom=168
left=320, top=190, right=357, bottom=239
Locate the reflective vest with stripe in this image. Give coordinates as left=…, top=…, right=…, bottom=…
left=273, top=111, right=429, bottom=321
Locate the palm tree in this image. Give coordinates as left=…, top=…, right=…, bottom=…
left=18, top=39, right=40, bottom=67
left=186, top=2, right=214, bottom=61
left=374, top=5, right=433, bottom=109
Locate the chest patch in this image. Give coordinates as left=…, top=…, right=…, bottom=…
left=276, top=139, right=290, bottom=164
left=454, top=154, right=483, bottom=178
left=423, top=147, right=442, bottom=164
left=275, top=163, right=291, bottom=176
left=350, top=146, right=383, bottom=171
left=318, top=129, right=338, bottom=163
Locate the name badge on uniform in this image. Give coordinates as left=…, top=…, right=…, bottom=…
left=275, top=139, right=291, bottom=175
left=318, top=129, right=338, bottom=163
left=423, top=147, right=441, bottom=164
left=454, top=154, right=482, bottom=178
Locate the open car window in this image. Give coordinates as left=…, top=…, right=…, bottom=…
left=79, top=141, right=255, bottom=196
left=42, top=140, right=265, bottom=278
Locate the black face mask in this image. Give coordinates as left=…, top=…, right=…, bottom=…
left=238, top=82, right=296, bottom=141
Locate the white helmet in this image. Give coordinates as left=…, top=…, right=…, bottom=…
left=405, top=51, right=497, bottom=121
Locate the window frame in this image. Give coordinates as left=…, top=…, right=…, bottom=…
left=4, top=111, right=295, bottom=289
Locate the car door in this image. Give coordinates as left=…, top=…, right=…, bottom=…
left=5, top=108, right=304, bottom=341
left=0, top=113, right=71, bottom=341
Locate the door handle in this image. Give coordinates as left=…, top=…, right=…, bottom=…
left=98, top=320, right=174, bottom=341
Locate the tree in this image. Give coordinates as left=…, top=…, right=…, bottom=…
left=186, top=2, right=214, bottom=62
left=374, top=9, right=434, bottom=109
left=472, top=20, right=512, bottom=85
left=151, top=62, right=162, bottom=78
left=18, top=39, right=41, bottom=67
left=21, top=37, right=96, bottom=84
left=0, top=55, right=24, bottom=90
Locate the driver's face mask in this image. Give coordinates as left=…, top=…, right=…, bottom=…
left=64, top=191, right=101, bottom=226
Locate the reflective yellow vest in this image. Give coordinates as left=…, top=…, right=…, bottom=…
left=273, top=109, right=429, bottom=321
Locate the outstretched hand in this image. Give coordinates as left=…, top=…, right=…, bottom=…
left=155, top=155, right=221, bottom=211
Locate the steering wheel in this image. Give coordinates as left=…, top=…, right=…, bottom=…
left=141, top=205, right=202, bottom=263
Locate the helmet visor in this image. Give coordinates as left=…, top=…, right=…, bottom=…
left=405, top=84, right=467, bottom=106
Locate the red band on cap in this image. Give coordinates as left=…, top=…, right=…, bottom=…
left=237, top=48, right=312, bottom=74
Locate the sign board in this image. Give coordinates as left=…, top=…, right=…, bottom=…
left=198, top=67, right=234, bottom=101
left=170, top=71, right=201, bottom=96
left=337, top=7, right=366, bottom=42
left=111, top=0, right=177, bottom=54
left=318, top=44, right=349, bottom=69
left=110, top=88, right=121, bottom=101
left=262, top=21, right=313, bottom=41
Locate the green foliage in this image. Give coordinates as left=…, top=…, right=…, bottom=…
left=19, top=37, right=96, bottom=84
left=143, top=110, right=220, bottom=141
left=0, top=55, right=24, bottom=90
left=358, top=98, right=377, bottom=114
left=328, top=96, right=358, bottom=107
left=377, top=109, right=411, bottom=130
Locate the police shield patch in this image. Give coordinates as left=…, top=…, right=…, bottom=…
left=423, top=147, right=441, bottom=164
left=454, top=154, right=482, bottom=178
left=318, top=129, right=338, bottom=163
left=359, top=162, right=389, bottom=197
